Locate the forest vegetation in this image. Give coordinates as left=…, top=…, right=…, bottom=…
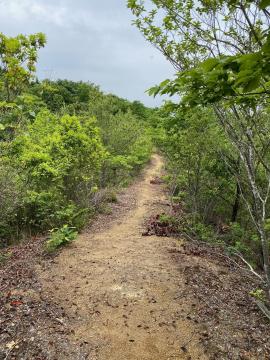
left=0, top=32, right=153, bottom=249
left=128, top=0, right=270, bottom=308
left=1, top=0, right=270, bottom=331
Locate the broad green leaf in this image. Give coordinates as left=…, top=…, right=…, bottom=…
left=200, top=58, right=219, bottom=71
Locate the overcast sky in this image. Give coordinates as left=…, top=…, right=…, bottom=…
left=0, top=0, right=175, bottom=106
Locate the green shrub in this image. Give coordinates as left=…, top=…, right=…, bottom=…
left=9, top=110, right=106, bottom=234
left=0, top=29, right=155, bottom=249
left=0, top=162, right=25, bottom=244
left=159, top=213, right=178, bottom=226
left=183, top=216, right=218, bottom=243
left=45, top=225, right=78, bottom=252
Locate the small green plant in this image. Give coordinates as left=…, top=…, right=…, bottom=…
left=171, top=191, right=186, bottom=203
left=250, top=288, right=267, bottom=302
left=45, top=225, right=78, bottom=252
left=191, top=221, right=217, bottom=243
left=161, top=174, right=171, bottom=183
left=159, top=213, right=177, bottom=226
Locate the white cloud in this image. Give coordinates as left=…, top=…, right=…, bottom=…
left=0, top=0, right=67, bottom=26
left=31, top=2, right=68, bottom=27
left=0, top=0, right=175, bottom=106
left=0, top=0, right=125, bottom=31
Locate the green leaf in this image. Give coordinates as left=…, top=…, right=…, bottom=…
left=148, top=85, right=160, bottom=97
left=243, top=77, right=261, bottom=92
left=200, top=58, right=219, bottom=71
left=159, top=79, right=170, bottom=87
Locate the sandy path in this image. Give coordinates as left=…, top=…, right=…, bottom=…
left=39, top=155, right=207, bottom=360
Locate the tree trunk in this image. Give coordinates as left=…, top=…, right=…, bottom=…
left=231, top=182, right=240, bottom=222
left=259, top=224, right=270, bottom=298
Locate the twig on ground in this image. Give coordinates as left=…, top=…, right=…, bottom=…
left=234, top=252, right=263, bottom=281
left=256, top=300, right=270, bottom=321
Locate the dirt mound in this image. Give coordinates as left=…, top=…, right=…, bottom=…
left=142, top=213, right=178, bottom=237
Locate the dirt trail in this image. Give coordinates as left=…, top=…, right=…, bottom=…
left=39, top=155, right=207, bottom=360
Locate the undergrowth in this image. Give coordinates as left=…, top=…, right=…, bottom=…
left=45, top=225, right=78, bottom=253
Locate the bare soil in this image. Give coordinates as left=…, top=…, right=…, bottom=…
left=38, top=154, right=207, bottom=360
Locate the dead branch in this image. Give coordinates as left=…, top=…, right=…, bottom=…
left=256, top=300, right=270, bottom=321
left=234, top=252, right=263, bottom=281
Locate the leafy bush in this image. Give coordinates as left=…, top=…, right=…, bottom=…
left=8, top=110, right=106, bottom=233
left=195, top=223, right=215, bottom=242
left=0, top=162, right=24, bottom=244
left=45, top=225, right=78, bottom=252
left=159, top=214, right=178, bottom=227
left=0, top=47, right=153, bottom=246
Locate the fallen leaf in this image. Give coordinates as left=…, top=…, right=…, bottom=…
left=10, top=300, right=23, bottom=306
